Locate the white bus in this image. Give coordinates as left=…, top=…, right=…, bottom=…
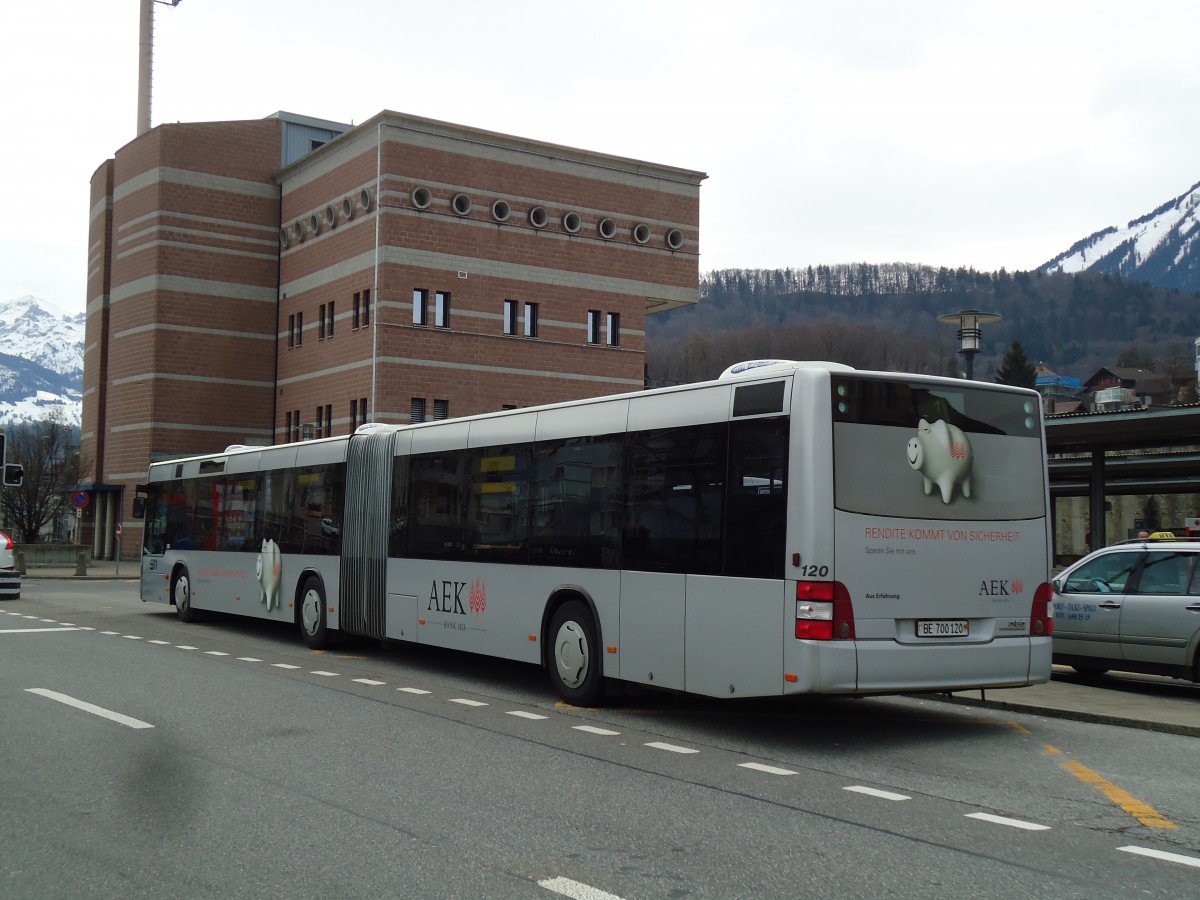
left=138, top=360, right=1053, bottom=704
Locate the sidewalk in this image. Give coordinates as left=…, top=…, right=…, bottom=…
left=13, top=563, right=1200, bottom=736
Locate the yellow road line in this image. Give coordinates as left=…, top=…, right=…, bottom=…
left=1059, top=759, right=1176, bottom=829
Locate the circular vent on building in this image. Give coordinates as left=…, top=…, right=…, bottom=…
left=411, top=187, right=432, bottom=209
left=632, top=223, right=651, bottom=245
left=323, top=205, right=337, bottom=228
left=308, top=213, right=322, bottom=236
left=529, top=206, right=549, bottom=228
left=293, top=221, right=306, bottom=243
left=342, top=197, right=356, bottom=220
left=357, top=189, right=373, bottom=212
left=665, top=228, right=684, bottom=250
left=562, top=211, right=582, bottom=234
left=280, top=227, right=291, bottom=249
left=597, top=217, right=617, bottom=240
left=452, top=193, right=473, bottom=216
left=491, top=200, right=511, bottom=222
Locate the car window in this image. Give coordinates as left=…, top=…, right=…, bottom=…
left=1062, top=551, right=1141, bottom=593
left=1133, top=551, right=1196, bottom=596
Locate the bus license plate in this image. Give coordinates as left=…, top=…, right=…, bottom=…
left=916, top=619, right=969, bottom=637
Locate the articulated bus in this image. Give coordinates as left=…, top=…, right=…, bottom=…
left=139, top=360, right=1053, bottom=704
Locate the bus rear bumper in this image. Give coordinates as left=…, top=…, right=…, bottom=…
left=854, top=637, right=1049, bottom=693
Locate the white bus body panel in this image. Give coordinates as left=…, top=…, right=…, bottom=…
left=684, top=575, right=788, bottom=697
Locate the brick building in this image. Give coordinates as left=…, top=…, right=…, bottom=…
left=80, top=111, right=705, bottom=559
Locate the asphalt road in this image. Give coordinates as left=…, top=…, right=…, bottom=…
left=2, top=581, right=1198, bottom=898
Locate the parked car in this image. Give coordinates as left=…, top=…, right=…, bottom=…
left=0, top=529, right=18, bottom=601
left=0, top=529, right=13, bottom=570
left=1052, top=535, right=1200, bottom=682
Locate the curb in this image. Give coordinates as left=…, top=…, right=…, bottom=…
left=929, top=691, right=1200, bottom=739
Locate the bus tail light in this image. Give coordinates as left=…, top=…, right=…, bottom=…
left=1030, top=582, right=1054, bottom=636
left=796, top=581, right=855, bottom=640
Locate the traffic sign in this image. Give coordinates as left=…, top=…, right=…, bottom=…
left=71, top=491, right=90, bottom=509
left=116, top=524, right=123, bottom=540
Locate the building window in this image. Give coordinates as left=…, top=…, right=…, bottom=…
left=433, top=399, right=449, bottom=420
left=327, top=302, right=335, bottom=339
left=362, top=289, right=371, bottom=327
left=293, top=409, right=300, bottom=442
left=435, top=291, right=451, bottom=328
left=360, top=396, right=368, bottom=427
left=325, top=404, right=332, bottom=437
left=353, top=292, right=361, bottom=329
left=503, top=299, right=517, bottom=336
left=587, top=309, right=600, bottom=344
left=296, top=312, right=303, bottom=347
left=285, top=410, right=292, bottom=441
left=287, top=314, right=295, bottom=349
left=524, top=302, right=539, bottom=338
left=413, top=289, right=428, bottom=326
left=606, top=312, right=621, bottom=347
left=316, top=406, right=324, bottom=437
left=318, top=304, right=326, bottom=340
left=350, top=399, right=357, bottom=431
left=411, top=398, right=426, bottom=424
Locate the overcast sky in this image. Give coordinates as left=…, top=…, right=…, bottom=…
left=4, top=0, right=1199, bottom=315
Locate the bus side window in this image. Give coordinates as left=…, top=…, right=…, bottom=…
left=725, top=418, right=789, bottom=579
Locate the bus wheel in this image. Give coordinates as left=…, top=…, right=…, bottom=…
left=299, top=577, right=329, bottom=649
left=548, top=600, right=603, bottom=706
left=173, top=567, right=196, bottom=623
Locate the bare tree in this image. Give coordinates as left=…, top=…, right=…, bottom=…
left=0, top=414, right=81, bottom=543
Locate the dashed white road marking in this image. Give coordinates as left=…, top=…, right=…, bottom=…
left=539, top=876, right=626, bottom=900
left=844, top=785, right=910, bottom=801
left=311, top=670, right=339, bottom=677
left=39, top=619, right=56, bottom=623
left=100, top=631, right=120, bottom=635
left=507, top=710, right=549, bottom=720
left=966, top=812, right=1050, bottom=831
left=26, top=688, right=154, bottom=730
left=645, top=741, right=699, bottom=754
left=175, top=645, right=197, bottom=650
left=203, top=651, right=229, bottom=656
left=1118, top=846, right=1200, bottom=869
left=449, top=698, right=487, bottom=707
left=123, top=635, right=143, bottom=640
left=739, top=762, right=797, bottom=776
left=573, top=725, right=620, bottom=736
left=237, top=657, right=262, bottom=662
left=398, top=687, right=431, bottom=695
left=0, top=627, right=82, bottom=634
left=272, top=663, right=301, bottom=669
left=352, top=678, right=385, bottom=685
left=148, top=640, right=171, bottom=645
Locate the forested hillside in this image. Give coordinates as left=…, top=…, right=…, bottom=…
left=646, top=265, right=1200, bottom=386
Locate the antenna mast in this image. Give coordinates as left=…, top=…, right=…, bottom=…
left=137, top=0, right=183, bottom=136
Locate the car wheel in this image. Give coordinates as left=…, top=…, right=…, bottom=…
left=298, top=576, right=329, bottom=649
left=173, top=567, right=196, bottom=623
left=547, top=599, right=604, bottom=706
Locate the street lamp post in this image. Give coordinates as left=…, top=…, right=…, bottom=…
left=937, top=309, right=1003, bottom=380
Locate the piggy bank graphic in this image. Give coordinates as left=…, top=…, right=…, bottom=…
left=257, top=538, right=282, bottom=610
left=906, top=418, right=973, bottom=503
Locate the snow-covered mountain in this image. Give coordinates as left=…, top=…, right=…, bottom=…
left=0, top=295, right=84, bottom=424
left=1042, top=180, right=1200, bottom=293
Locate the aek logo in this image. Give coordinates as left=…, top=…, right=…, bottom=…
left=429, top=580, right=467, bottom=615
left=428, top=578, right=488, bottom=616
left=979, top=578, right=1025, bottom=596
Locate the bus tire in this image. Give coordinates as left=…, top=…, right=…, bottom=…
left=299, top=576, right=329, bottom=649
left=547, top=599, right=603, bottom=706
left=173, top=567, right=196, bottom=623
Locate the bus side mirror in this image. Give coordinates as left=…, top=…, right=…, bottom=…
left=132, top=497, right=146, bottom=518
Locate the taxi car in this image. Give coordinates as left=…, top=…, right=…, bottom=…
left=1052, top=534, right=1200, bottom=682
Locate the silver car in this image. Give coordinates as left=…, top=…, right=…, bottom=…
left=1052, top=536, right=1200, bottom=682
